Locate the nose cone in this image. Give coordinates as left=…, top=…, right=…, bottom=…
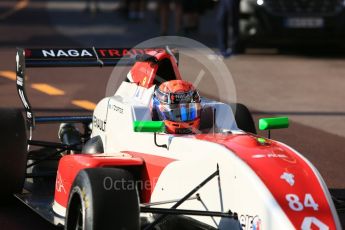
left=195, top=133, right=340, bottom=229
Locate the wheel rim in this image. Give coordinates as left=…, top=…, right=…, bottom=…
left=67, top=195, right=83, bottom=230
left=75, top=206, right=83, bottom=230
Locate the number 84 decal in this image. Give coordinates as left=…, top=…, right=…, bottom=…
left=286, top=193, right=318, bottom=211
left=286, top=194, right=330, bottom=230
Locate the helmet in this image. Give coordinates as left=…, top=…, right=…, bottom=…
left=152, top=80, right=201, bottom=134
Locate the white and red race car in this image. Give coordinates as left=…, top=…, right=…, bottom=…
left=0, top=47, right=342, bottom=230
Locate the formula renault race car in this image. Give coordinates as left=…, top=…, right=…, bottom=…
left=0, top=47, right=342, bottom=230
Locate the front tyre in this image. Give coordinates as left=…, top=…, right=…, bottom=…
left=65, top=168, right=140, bottom=230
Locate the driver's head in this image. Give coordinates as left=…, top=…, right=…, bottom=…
left=152, top=80, right=201, bottom=134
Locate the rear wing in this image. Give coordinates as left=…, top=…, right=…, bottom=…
left=16, top=47, right=178, bottom=128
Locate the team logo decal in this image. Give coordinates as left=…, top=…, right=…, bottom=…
left=240, top=214, right=261, bottom=230
left=252, top=153, right=288, bottom=159
left=93, top=115, right=106, bottom=132
left=41, top=49, right=93, bottom=58
left=252, top=216, right=262, bottom=230
left=55, top=173, right=66, bottom=194
left=280, top=172, right=295, bottom=186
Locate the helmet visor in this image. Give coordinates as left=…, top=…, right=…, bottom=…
left=158, top=103, right=201, bottom=122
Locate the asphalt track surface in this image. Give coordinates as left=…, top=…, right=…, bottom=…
left=0, top=0, right=345, bottom=229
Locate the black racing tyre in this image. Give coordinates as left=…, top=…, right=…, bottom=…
left=230, top=103, right=257, bottom=134
left=65, top=168, right=140, bottom=230
left=0, top=109, right=27, bottom=202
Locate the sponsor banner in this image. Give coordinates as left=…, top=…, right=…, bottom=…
left=25, top=48, right=95, bottom=59
left=24, top=48, right=166, bottom=60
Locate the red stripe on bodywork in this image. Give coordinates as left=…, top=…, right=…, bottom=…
left=54, top=154, right=143, bottom=208
left=123, top=151, right=176, bottom=202
left=196, top=134, right=337, bottom=230
left=54, top=152, right=175, bottom=209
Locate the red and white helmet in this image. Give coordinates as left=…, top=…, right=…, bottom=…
left=152, top=80, right=201, bottom=134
